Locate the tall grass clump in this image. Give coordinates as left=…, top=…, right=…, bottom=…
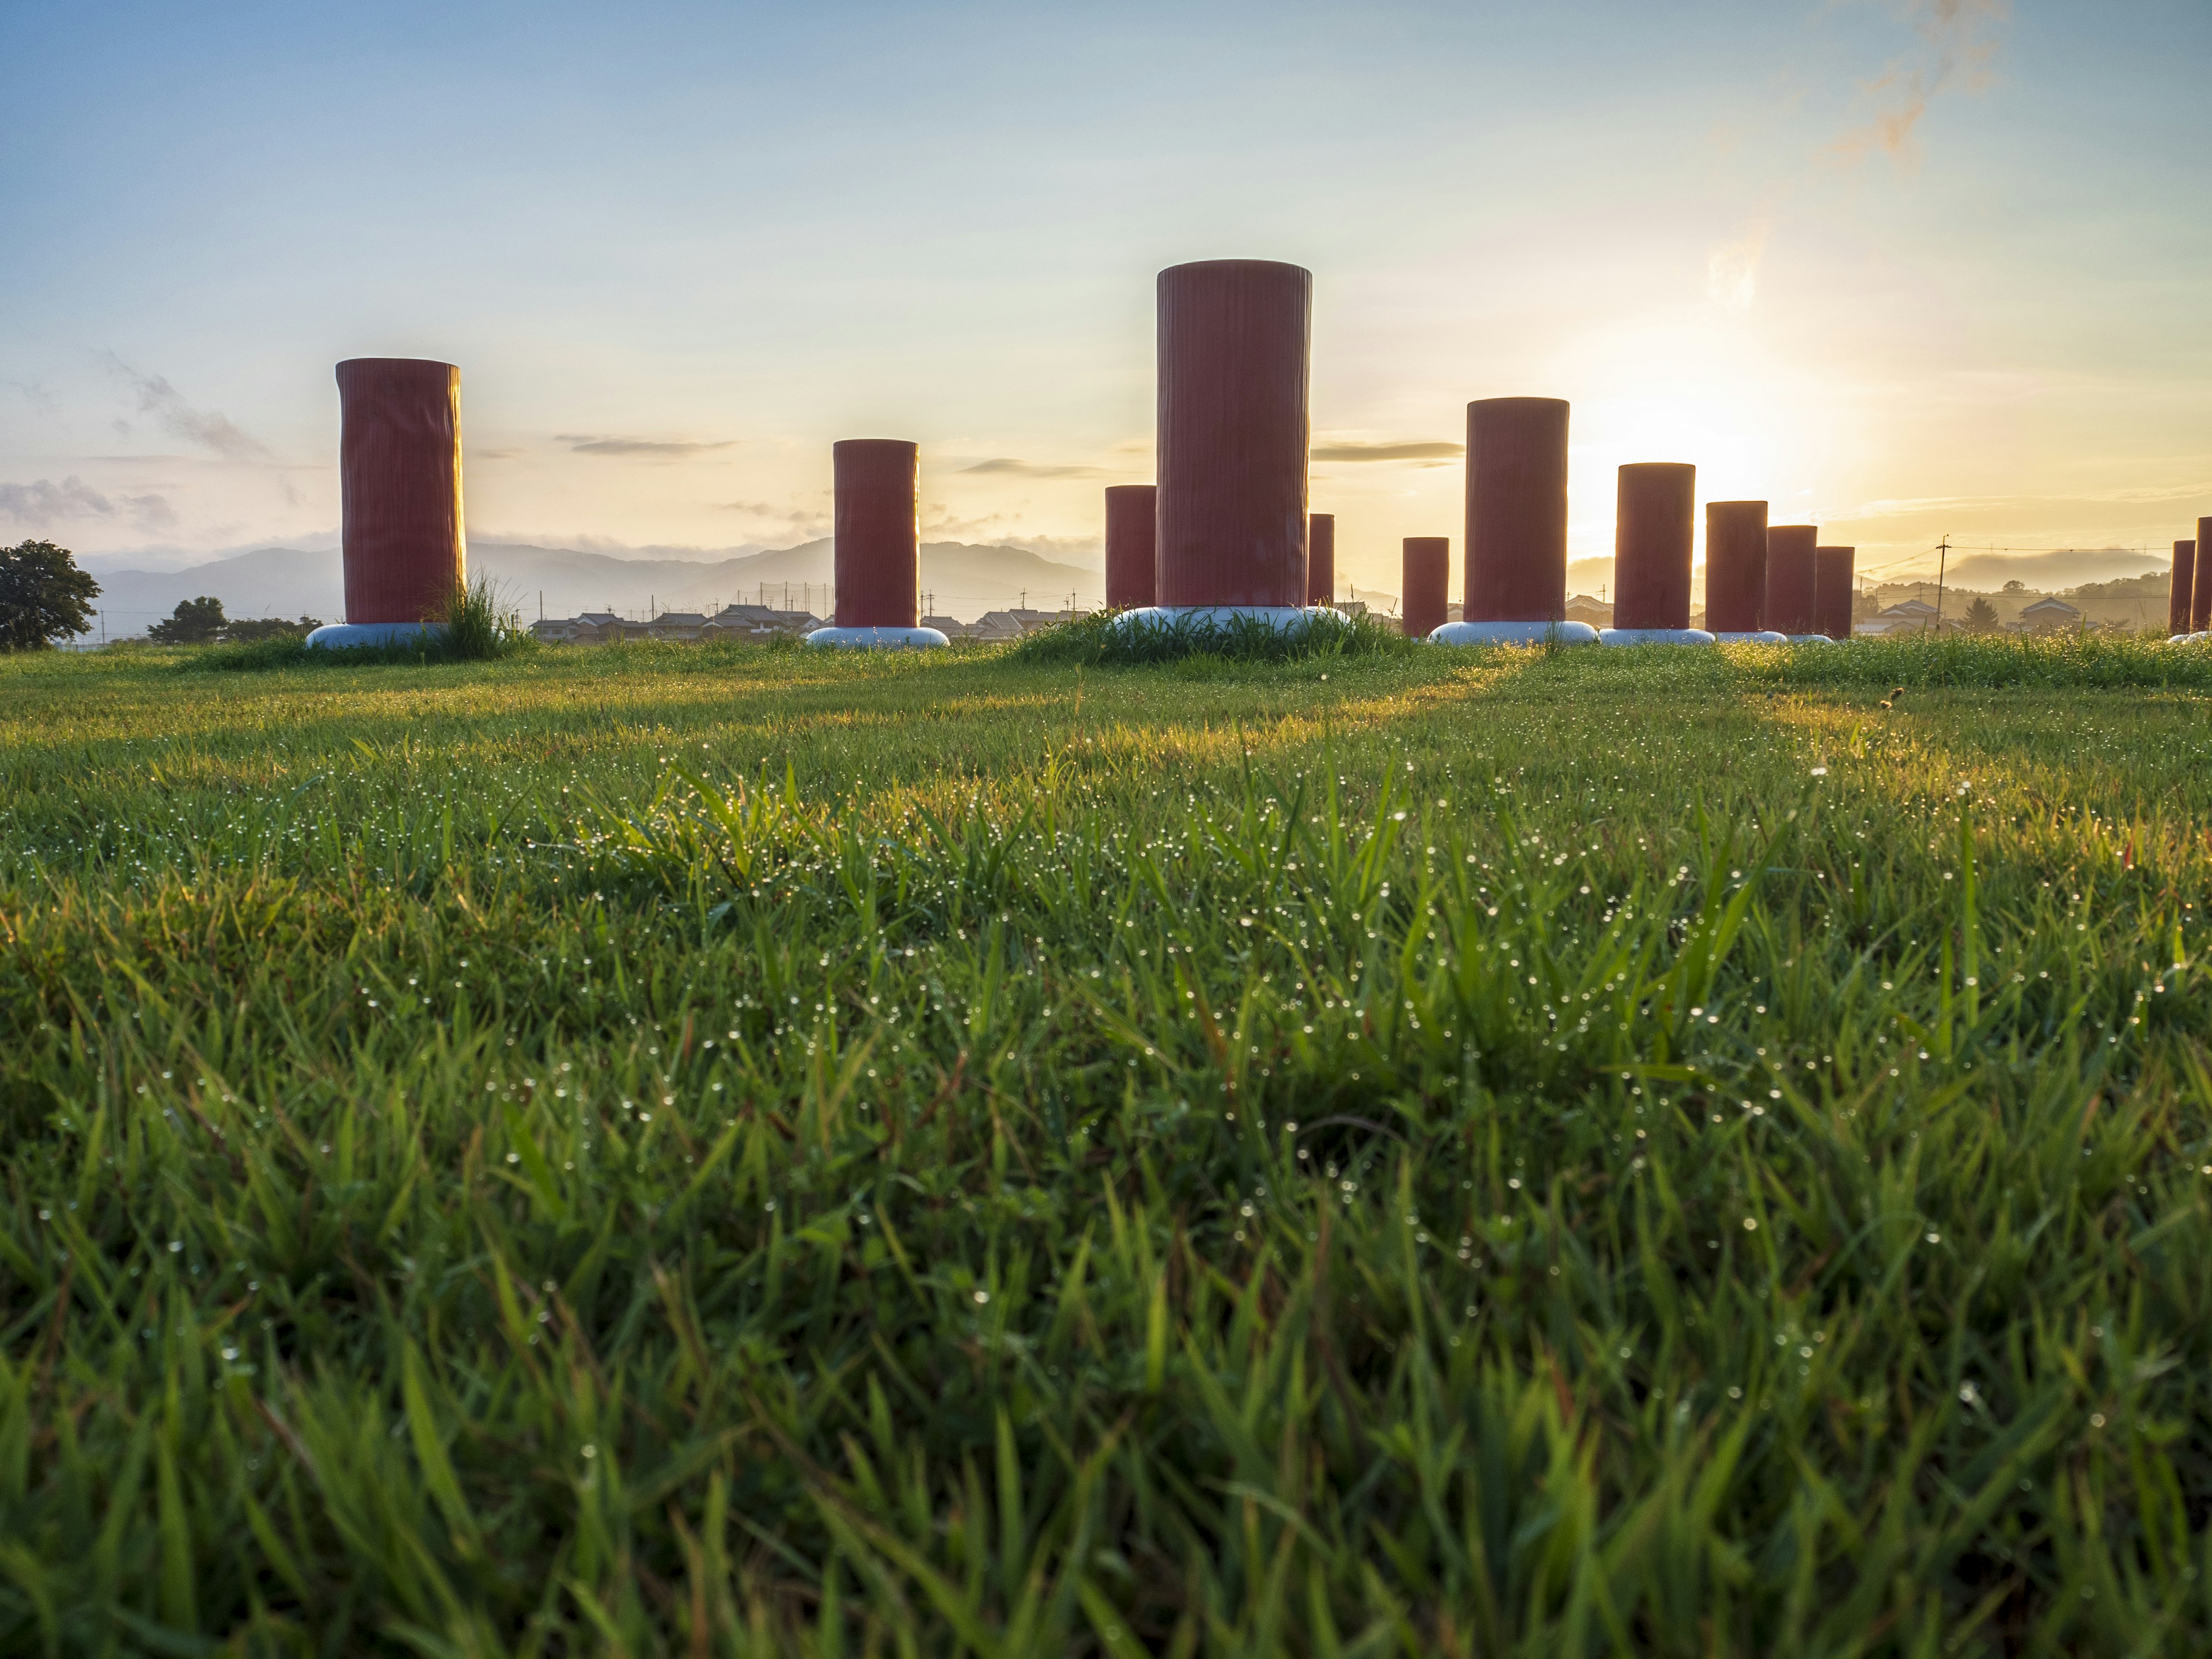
left=1736, top=628, right=2212, bottom=692
left=1016, top=604, right=1416, bottom=666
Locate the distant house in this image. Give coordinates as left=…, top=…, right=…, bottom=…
left=1857, top=597, right=1939, bottom=637
left=700, top=604, right=822, bottom=639
left=970, top=607, right=1078, bottom=641
left=1565, top=594, right=1612, bottom=628
left=2017, top=596, right=2082, bottom=631
left=647, top=611, right=708, bottom=642
left=921, top=614, right=971, bottom=638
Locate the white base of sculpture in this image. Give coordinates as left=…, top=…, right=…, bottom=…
left=803, top=626, right=950, bottom=650
left=1786, top=634, right=1836, bottom=645
left=2171, top=632, right=2207, bottom=645
left=1427, top=620, right=1600, bottom=647
left=1109, top=605, right=1343, bottom=636
left=304, top=622, right=444, bottom=650
left=1599, top=627, right=1716, bottom=647
left=1714, top=630, right=1790, bottom=645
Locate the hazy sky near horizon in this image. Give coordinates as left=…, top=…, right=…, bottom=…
left=3, top=0, right=2208, bottom=590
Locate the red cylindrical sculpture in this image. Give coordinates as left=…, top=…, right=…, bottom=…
left=1403, top=537, right=1449, bottom=638
left=1307, top=513, right=1335, bottom=605
left=1704, top=500, right=1769, bottom=634
left=1104, top=484, right=1157, bottom=609
left=1612, top=463, right=1696, bottom=630
left=832, top=440, right=920, bottom=628
left=2195, top=518, right=2212, bottom=632
left=338, top=358, right=465, bottom=625
left=1766, top=525, right=1820, bottom=635
left=1465, top=397, right=1569, bottom=623
left=1156, top=260, right=1311, bottom=608
left=2172, top=540, right=2198, bottom=635
left=1814, top=545, right=1856, bottom=639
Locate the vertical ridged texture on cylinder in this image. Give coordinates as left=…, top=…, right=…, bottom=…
left=338, top=358, right=464, bottom=625
left=1765, top=525, right=1820, bottom=635
left=1612, top=463, right=1696, bottom=630
left=2196, top=519, right=2212, bottom=632
left=833, top=440, right=920, bottom=628
left=1465, top=397, right=1569, bottom=622
left=2173, top=541, right=2198, bottom=635
left=1156, top=260, right=1312, bottom=607
left=1703, top=500, right=1769, bottom=633
left=1402, top=537, right=1449, bottom=638
left=1104, top=484, right=1158, bottom=609
left=1814, top=546, right=1856, bottom=640
left=1306, top=513, right=1335, bottom=605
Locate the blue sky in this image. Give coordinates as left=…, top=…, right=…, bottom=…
left=3, top=0, right=2207, bottom=588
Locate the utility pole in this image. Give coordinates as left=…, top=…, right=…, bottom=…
left=1933, top=535, right=1950, bottom=631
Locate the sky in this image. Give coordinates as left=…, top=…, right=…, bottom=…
left=3, top=0, right=2209, bottom=594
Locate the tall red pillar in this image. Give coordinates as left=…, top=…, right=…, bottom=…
left=1814, top=546, right=1856, bottom=639
left=1766, top=525, right=1820, bottom=635
left=1703, top=501, right=1768, bottom=634
left=1465, top=397, right=1569, bottom=623
left=338, top=358, right=464, bottom=625
left=2195, top=518, right=2212, bottom=632
left=832, top=440, right=919, bottom=628
left=2172, top=541, right=2197, bottom=635
left=1612, top=464, right=1696, bottom=630
left=1156, top=260, right=1311, bottom=608
left=1104, top=484, right=1157, bottom=609
left=1402, top=537, right=1449, bottom=638
left=1307, top=513, right=1335, bottom=605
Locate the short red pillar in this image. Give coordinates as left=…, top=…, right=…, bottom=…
left=2196, top=518, right=2212, bottom=632
left=1703, top=501, right=1768, bottom=634
left=832, top=440, right=919, bottom=628
left=1402, top=537, right=1449, bottom=637
left=1612, top=463, right=1696, bottom=630
left=1307, top=513, right=1335, bottom=605
left=1814, top=546, right=1856, bottom=639
left=1464, top=397, right=1569, bottom=622
left=2172, top=541, right=2198, bottom=635
left=1156, top=260, right=1311, bottom=608
left=338, top=358, right=464, bottom=625
left=1766, top=525, right=1819, bottom=635
left=1104, top=484, right=1157, bottom=609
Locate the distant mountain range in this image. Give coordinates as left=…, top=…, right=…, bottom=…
left=82, top=539, right=1107, bottom=632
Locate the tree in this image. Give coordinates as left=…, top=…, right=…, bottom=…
left=0, top=539, right=101, bottom=651
left=222, top=616, right=323, bottom=643
left=2002, top=579, right=2025, bottom=594
left=148, top=596, right=228, bottom=645
left=1964, top=596, right=1999, bottom=632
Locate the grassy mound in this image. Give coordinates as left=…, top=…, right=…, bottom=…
left=202, top=573, right=536, bottom=671
left=1012, top=605, right=1417, bottom=665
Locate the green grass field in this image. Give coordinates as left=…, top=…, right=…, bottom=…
left=5, top=632, right=2212, bottom=1657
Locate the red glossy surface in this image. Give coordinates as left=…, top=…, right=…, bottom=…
left=833, top=440, right=920, bottom=628
left=1306, top=513, right=1335, bottom=605
left=1156, top=260, right=1311, bottom=607
left=2196, top=520, right=2212, bottom=632
left=1765, top=525, right=1820, bottom=635
left=1104, top=484, right=1157, bottom=609
left=1703, top=500, right=1769, bottom=634
left=1402, top=537, right=1449, bottom=638
left=1814, top=545, right=1856, bottom=640
left=337, top=358, right=464, bottom=625
left=1612, top=463, right=1696, bottom=630
left=1464, top=397, right=1569, bottom=622
left=2173, top=541, right=2198, bottom=635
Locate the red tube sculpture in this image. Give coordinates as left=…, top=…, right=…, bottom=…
left=833, top=440, right=920, bottom=628
left=1612, top=463, right=1696, bottom=630
left=2196, top=518, right=2212, bottom=633
left=1766, top=525, right=1820, bottom=636
left=1307, top=513, right=1335, bottom=606
left=1155, top=260, right=1312, bottom=608
left=1402, top=537, right=1449, bottom=638
left=1104, top=484, right=1158, bottom=610
left=1703, top=501, right=1769, bottom=635
left=337, top=358, right=464, bottom=626
left=1814, top=545, right=1856, bottom=640
left=2172, top=541, right=2197, bottom=635
left=1464, top=397, right=1569, bottom=623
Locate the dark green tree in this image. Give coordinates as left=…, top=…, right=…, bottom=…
left=1964, top=596, right=1999, bottom=632
left=0, top=539, right=101, bottom=651
left=148, top=596, right=228, bottom=645
left=221, top=615, right=323, bottom=643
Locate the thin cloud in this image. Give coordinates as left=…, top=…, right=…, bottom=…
left=558, top=434, right=738, bottom=457
left=959, top=457, right=1112, bottom=479
left=1830, top=0, right=2009, bottom=166
left=100, top=353, right=273, bottom=460
left=0, top=475, right=175, bottom=528
left=1309, top=439, right=1464, bottom=463
left=1707, top=215, right=1773, bottom=312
